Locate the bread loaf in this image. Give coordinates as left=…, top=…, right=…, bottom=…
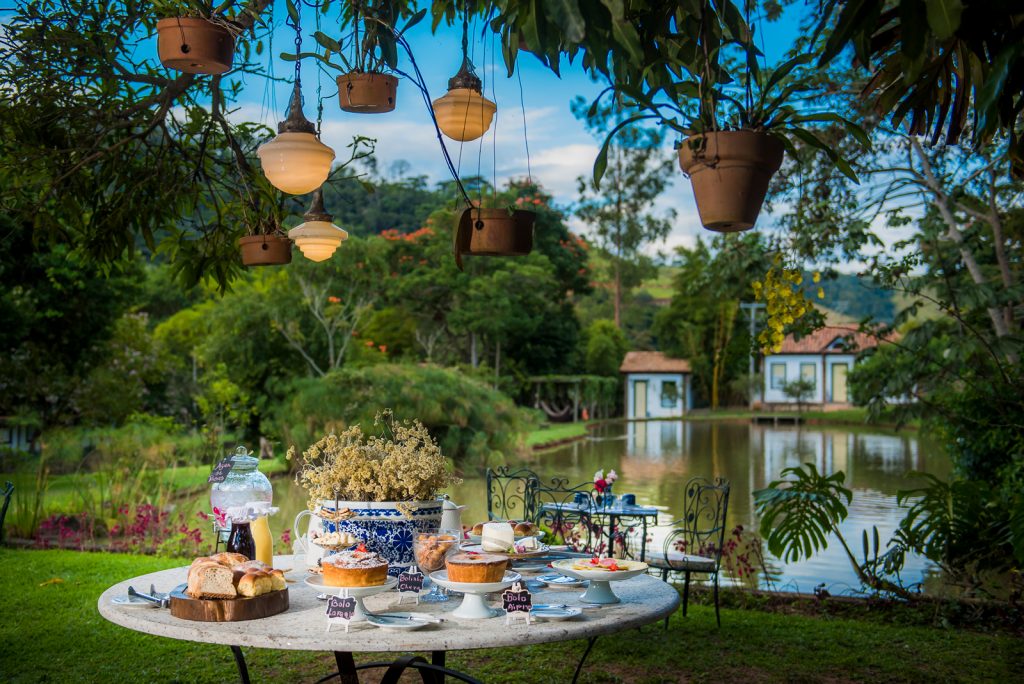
left=208, top=552, right=249, bottom=567
left=186, top=560, right=237, bottom=599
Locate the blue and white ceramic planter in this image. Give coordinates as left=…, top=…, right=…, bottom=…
left=295, top=499, right=443, bottom=574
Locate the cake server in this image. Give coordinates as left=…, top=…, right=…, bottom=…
left=372, top=613, right=445, bottom=624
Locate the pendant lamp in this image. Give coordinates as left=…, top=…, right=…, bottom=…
left=433, top=57, right=496, bottom=142
left=257, top=82, right=335, bottom=195
left=288, top=188, right=348, bottom=261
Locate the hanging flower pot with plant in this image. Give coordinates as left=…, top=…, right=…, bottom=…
left=589, top=38, right=868, bottom=233
left=337, top=71, right=398, bottom=113
left=239, top=233, right=293, bottom=266
left=454, top=207, right=535, bottom=269
left=155, top=7, right=239, bottom=75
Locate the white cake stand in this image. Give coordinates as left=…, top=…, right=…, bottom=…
left=428, top=570, right=521, bottom=619
left=549, top=560, right=648, bottom=605
left=304, top=575, right=398, bottom=622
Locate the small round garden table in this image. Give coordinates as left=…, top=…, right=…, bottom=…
left=98, top=555, right=679, bottom=684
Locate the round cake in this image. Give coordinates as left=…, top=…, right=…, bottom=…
left=322, top=546, right=389, bottom=587
left=445, top=551, right=509, bottom=583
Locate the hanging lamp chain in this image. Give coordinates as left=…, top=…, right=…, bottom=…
left=449, top=0, right=481, bottom=92
left=280, top=0, right=315, bottom=135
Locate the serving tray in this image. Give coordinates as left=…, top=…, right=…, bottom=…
left=169, top=583, right=289, bottom=622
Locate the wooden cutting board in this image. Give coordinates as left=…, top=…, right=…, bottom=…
left=169, top=584, right=289, bottom=622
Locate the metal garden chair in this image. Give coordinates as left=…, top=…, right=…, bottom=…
left=646, top=477, right=730, bottom=627
left=534, top=477, right=599, bottom=553
left=484, top=466, right=539, bottom=522
left=0, top=481, right=13, bottom=545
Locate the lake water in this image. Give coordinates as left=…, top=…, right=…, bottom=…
left=247, top=420, right=950, bottom=594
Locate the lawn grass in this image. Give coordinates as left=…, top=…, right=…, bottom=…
left=3, top=548, right=1021, bottom=683
left=525, top=423, right=592, bottom=448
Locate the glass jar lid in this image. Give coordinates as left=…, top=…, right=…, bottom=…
left=228, top=445, right=258, bottom=471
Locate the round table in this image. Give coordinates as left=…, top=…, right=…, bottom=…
left=98, top=555, right=679, bottom=683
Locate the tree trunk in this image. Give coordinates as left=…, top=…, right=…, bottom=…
left=613, top=261, right=622, bottom=328
left=470, top=332, right=478, bottom=368
left=494, top=340, right=501, bottom=389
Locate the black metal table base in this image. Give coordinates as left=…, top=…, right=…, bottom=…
left=231, top=645, right=250, bottom=684
left=573, top=636, right=599, bottom=684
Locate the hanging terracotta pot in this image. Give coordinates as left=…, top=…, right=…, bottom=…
left=239, top=234, right=292, bottom=266
left=454, top=207, right=535, bottom=270
left=336, top=72, right=398, bottom=113
left=157, top=17, right=235, bottom=75
left=678, top=130, right=785, bottom=232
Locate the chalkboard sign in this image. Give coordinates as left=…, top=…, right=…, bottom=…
left=398, top=569, right=424, bottom=594
left=326, top=596, right=357, bottom=620
left=502, top=582, right=532, bottom=613
left=207, top=459, right=234, bottom=484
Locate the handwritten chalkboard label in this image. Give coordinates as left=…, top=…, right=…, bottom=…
left=398, top=569, right=424, bottom=594
left=502, top=582, right=532, bottom=613
left=207, top=459, right=234, bottom=484
left=326, top=596, right=357, bottom=620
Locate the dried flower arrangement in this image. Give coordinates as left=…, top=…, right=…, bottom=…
left=287, top=410, right=461, bottom=507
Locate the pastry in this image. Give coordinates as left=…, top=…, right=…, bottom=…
left=186, top=560, right=237, bottom=599
left=322, top=545, right=389, bottom=587
left=471, top=522, right=485, bottom=535
left=230, top=560, right=286, bottom=591
left=513, top=522, right=539, bottom=537
left=445, top=551, right=508, bottom=583
left=414, top=533, right=458, bottom=572
left=208, top=552, right=249, bottom=567
left=311, top=530, right=360, bottom=549
left=481, top=522, right=515, bottom=552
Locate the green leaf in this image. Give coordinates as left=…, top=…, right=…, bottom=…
left=399, top=8, right=427, bottom=37
left=925, top=0, right=963, bottom=40
left=592, top=113, right=658, bottom=187
left=976, top=42, right=1024, bottom=139
left=789, top=127, right=860, bottom=183
left=313, top=31, right=341, bottom=53
left=544, top=0, right=586, bottom=44
left=285, top=0, right=299, bottom=25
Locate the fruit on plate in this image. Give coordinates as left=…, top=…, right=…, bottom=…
left=572, top=557, right=632, bottom=572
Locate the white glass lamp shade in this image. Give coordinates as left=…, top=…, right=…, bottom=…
left=288, top=219, right=348, bottom=262
left=432, top=88, right=497, bottom=142
left=257, top=132, right=335, bottom=195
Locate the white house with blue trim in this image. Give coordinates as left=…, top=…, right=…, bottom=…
left=762, top=326, right=884, bottom=408
left=620, top=351, right=692, bottom=419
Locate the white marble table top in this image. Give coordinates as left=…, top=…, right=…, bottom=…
left=98, top=555, right=680, bottom=652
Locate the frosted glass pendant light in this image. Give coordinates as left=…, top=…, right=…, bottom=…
left=257, top=82, right=335, bottom=195
left=288, top=188, right=348, bottom=261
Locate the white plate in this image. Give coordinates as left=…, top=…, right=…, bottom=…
left=111, top=595, right=158, bottom=608
left=459, top=543, right=549, bottom=559
left=550, top=559, right=648, bottom=582
left=304, top=575, right=398, bottom=597
left=536, top=573, right=587, bottom=588
left=467, top=533, right=540, bottom=544
left=511, top=562, right=550, bottom=573
left=428, top=570, right=521, bottom=594
left=365, top=612, right=435, bottom=630
left=530, top=605, right=583, bottom=621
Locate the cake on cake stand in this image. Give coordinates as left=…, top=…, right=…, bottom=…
left=428, top=570, right=521, bottom=619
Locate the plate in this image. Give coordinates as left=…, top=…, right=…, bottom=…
left=530, top=605, right=583, bottom=621
left=549, top=559, right=649, bottom=582
left=365, top=612, right=435, bottom=630
left=459, top=543, right=550, bottom=559
left=536, top=573, right=587, bottom=588
left=511, top=562, right=550, bottom=573
left=304, top=575, right=399, bottom=597
left=467, top=532, right=540, bottom=544
left=112, top=595, right=158, bottom=608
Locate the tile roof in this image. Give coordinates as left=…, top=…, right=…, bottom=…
left=619, top=351, right=692, bottom=374
left=774, top=325, right=887, bottom=355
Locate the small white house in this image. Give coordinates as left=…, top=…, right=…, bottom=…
left=762, top=326, right=884, bottom=409
left=620, top=351, right=692, bottom=419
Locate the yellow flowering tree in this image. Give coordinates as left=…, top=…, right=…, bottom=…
left=751, top=261, right=825, bottom=353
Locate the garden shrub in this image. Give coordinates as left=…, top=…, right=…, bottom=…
left=274, top=364, right=532, bottom=462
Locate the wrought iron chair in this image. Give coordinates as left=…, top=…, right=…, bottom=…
left=647, top=477, right=730, bottom=627
left=0, top=481, right=13, bottom=545
left=485, top=466, right=539, bottom=523
left=534, top=477, right=599, bottom=553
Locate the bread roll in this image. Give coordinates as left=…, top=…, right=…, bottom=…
left=267, top=569, right=286, bottom=591
left=209, top=552, right=249, bottom=567
left=186, top=560, right=236, bottom=599
left=236, top=570, right=273, bottom=597
left=471, top=522, right=485, bottom=535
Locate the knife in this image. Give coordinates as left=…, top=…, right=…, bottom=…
left=371, top=613, right=445, bottom=624
left=128, top=585, right=170, bottom=608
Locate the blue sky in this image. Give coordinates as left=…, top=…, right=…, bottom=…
left=230, top=4, right=807, bottom=255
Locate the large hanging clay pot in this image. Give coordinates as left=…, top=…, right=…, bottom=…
left=678, top=130, right=785, bottom=232
left=454, top=207, right=535, bottom=270
left=336, top=72, right=398, bottom=113
left=157, top=17, right=235, bottom=75
left=239, top=234, right=292, bottom=266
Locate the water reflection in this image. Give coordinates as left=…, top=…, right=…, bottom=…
left=254, top=420, right=948, bottom=594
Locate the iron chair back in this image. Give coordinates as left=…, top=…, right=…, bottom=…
left=0, top=481, right=13, bottom=545
left=535, top=476, right=599, bottom=553
left=485, top=466, right=540, bottom=522
left=665, top=477, right=730, bottom=568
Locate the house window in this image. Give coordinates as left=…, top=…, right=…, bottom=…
left=661, top=380, right=679, bottom=408
left=800, top=362, right=816, bottom=389
left=770, top=363, right=787, bottom=390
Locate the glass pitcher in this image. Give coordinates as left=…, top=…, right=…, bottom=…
left=210, top=446, right=273, bottom=543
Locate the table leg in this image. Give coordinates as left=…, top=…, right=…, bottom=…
left=572, top=636, right=598, bottom=684
left=334, top=651, right=358, bottom=684
left=230, top=645, right=250, bottom=684
left=431, top=651, right=446, bottom=684
left=640, top=518, right=648, bottom=562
